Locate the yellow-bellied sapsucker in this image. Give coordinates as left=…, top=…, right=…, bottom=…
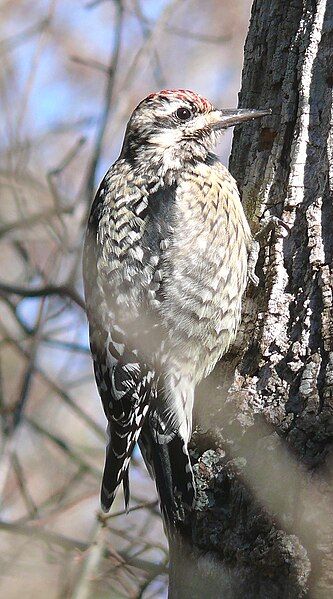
left=83, top=89, right=269, bottom=524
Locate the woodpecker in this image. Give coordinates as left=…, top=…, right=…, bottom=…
left=83, top=89, right=269, bottom=525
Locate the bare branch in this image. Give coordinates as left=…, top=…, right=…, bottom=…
left=0, top=206, right=72, bottom=237
left=84, top=0, right=124, bottom=204
left=25, top=416, right=100, bottom=478
left=70, top=55, right=110, bottom=75
left=71, top=522, right=108, bottom=599
left=0, top=520, right=167, bottom=574
left=98, top=500, right=158, bottom=522
left=128, top=5, right=231, bottom=45
left=1, top=330, right=104, bottom=439
left=85, top=0, right=111, bottom=8
left=0, top=282, right=85, bottom=311
left=12, top=452, right=38, bottom=515
left=0, top=19, right=49, bottom=56
left=16, top=0, right=57, bottom=134
left=132, top=0, right=166, bottom=89
left=0, top=520, right=88, bottom=552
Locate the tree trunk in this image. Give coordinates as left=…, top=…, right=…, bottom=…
left=168, top=1, right=333, bottom=597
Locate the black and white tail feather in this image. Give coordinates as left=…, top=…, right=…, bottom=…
left=139, top=422, right=195, bottom=529
left=98, top=356, right=153, bottom=512
left=99, top=359, right=196, bottom=526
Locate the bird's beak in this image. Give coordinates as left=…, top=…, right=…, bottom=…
left=211, top=108, right=272, bottom=130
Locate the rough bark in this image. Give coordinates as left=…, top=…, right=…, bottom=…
left=168, top=1, right=333, bottom=597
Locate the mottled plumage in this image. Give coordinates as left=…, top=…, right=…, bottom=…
left=83, top=89, right=269, bottom=524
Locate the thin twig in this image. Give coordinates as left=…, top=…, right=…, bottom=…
left=71, top=521, right=108, bottom=599
left=16, top=0, right=57, bottom=135
left=50, top=137, right=87, bottom=179
left=0, top=206, right=73, bottom=237
left=70, top=55, right=110, bottom=75
left=47, top=136, right=87, bottom=210
left=128, top=5, right=231, bottom=45
left=98, top=0, right=183, bottom=149
left=0, top=19, right=49, bottom=56
left=25, top=416, right=100, bottom=478
left=98, top=500, right=158, bottom=521
left=41, top=337, right=90, bottom=354
left=84, top=0, right=124, bottom=204
left=0, top=330, right=104, bottom=439
left=132, top=0, right=166, bottom=89
left=15, top=467, right=91, bottom=525
left=164, top=24, right=231, bottom=44
left=0, top=295, right=32, bottom=335
left=0, top=117, right=96, bottom=157
left=0, top=282, right=85, bottom=311
left=12, top=301, right=44, bottom=431
left=136, top=560, right=168, bottom=599
left=12, top=452, right=38, bottom=515
left=0, top=520, right=88, bottom=551
left=0, top=300, right=45, bottom=502
left=108, top=523, right=168, bottom=556
left=85, top=0, right=110, bottom=8
left=0, top=520, right=168, bottom=574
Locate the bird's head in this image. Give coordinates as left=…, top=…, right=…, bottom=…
left=121, top=89, right=270, bottom=171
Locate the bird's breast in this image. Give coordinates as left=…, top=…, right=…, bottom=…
left=159, top=165, right=250, bottom=380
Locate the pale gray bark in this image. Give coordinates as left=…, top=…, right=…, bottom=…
left=169, top=1, right=333, bottom=597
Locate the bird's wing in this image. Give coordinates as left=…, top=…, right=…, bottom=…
left=83, top=165, right=176, bottom=511
left=88, top=317, right=154, bottom=511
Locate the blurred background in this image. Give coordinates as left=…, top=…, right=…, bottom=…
left=0, top=0, right=252, bottom=596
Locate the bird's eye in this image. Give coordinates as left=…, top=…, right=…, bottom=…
left=176, top=107, right=192, bottom=121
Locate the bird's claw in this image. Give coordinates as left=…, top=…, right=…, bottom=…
left=255, top=215, right=290, bottom=241
left=248, top=216, right=289, bottom=286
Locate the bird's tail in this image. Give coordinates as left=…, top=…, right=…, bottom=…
left=101, top=415, right=145, bottom=512
left=139, top=424, right=195, bottom=529
left=100, top=440, right=131, bottom=512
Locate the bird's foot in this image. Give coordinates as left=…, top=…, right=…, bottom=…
left=248, top=216, right=290, bottom=286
